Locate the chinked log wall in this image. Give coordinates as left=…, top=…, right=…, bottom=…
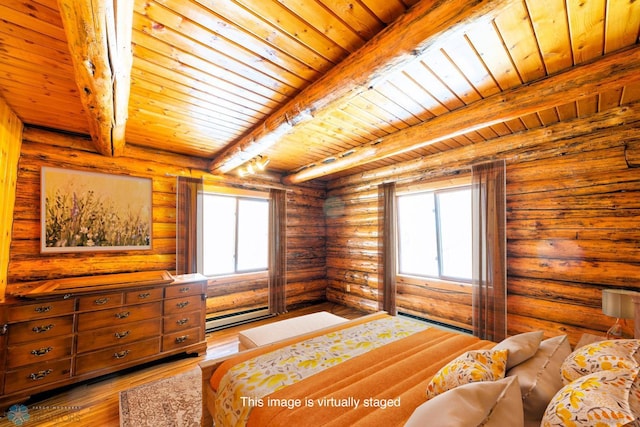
left=7, top=127, right=327, bottom=315
left=325, top=102, right=640, bottom=346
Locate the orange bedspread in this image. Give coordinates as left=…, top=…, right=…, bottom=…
left=210, top=314, right=495, bottom=426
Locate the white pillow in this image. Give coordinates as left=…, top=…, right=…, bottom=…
left=406, top=376, right=523, bottom=427
left=494, top=331, right=544, bottom=369
left=507, top=335, right=571, bottom=422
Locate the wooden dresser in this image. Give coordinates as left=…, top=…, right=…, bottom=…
left=0, top=271, right=207, bottom=408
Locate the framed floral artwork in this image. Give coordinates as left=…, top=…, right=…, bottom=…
left=41, top=167, right=152, bottom=253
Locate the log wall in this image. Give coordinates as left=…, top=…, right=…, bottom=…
left=8, top=102, right=640, bottom=345
left=326, top=102, right=640, bottom=346
left=7, top=127, right=326, bottom=314
left=0, top=98, right=23, bottom=298
left=203, top=186, right=327, bottom=316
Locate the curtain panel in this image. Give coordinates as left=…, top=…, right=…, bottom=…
left=472, top=160, right=507, bottom=342
left=269, top=189, right=287, bottom=314
left=381, top=182, right=397, bottom=315
left=176, top=177, right=202, bottom=275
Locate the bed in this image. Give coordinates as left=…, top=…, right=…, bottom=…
left=200, top=312, right=637, bottom=427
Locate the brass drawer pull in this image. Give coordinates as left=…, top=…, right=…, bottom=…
left=31, top=346, right=53, bottom=356
left=29, top=369, right=53, bottom=381
left=114, top=330, right=130, bottom=339
left=94, top=297, right=110, bottom=305
left=175, top=335, right=189, bottom=344
left=113, top=350, right=130, bottom=359
left=115, top=311, right=130, bottom=319
left=35, top=306, right=52, bottom=313
left=138, top=292, right=151, bottom=299
left=176, top=318, right=189, bottom=326
left=179, top=287, right=191, bottom=293
left=32, top=324, right=55, bottom=333
left=176, top=301, right=190, bottom=309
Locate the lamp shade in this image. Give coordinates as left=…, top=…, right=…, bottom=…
left=602, top=289, right=637, bottom=319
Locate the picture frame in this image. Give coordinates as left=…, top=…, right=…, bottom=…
left=41, top=167, right=152, bottom=253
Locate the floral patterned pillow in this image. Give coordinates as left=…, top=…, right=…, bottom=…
left=542, top=368, right=640, bottom=427
left=426, top=349, right=508, bottom=399
left=561, top=339, right=640, bottom=385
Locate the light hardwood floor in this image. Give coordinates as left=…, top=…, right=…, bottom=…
left=0, top=302, right=367, bottom=427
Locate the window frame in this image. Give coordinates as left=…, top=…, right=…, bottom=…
left=396, top=183, right=472, bottom=283
left=197, top=186, right=269, bottom=277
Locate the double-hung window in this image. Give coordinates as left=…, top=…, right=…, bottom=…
left=198, top=190, right=269, bottom=276
left=397, top=186, right=472, bottom=281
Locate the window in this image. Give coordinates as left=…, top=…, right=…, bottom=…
left=199, top=192, right=269, bottom=276
left=397, top=186, right=472, bottom=280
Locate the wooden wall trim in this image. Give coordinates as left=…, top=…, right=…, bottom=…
left=0, top=97, right=23, bottom=298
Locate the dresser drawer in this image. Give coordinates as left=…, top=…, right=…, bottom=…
left=8, top=299, right=75, bottom=322
left=163, top=311, right=202, bottom=333
left=75, top=337, right=161, bottom=375
left=76, top=318, right=162, bottom=353
left=125, top=287, right=163, bottom=304
left=5, top=358, right=72, bottom=394
left=77, top=302, right=162, bottom=331
left=7, top=336, right=74, bottom=369
left=78, top=292, right=123, bottom=311
left=8, top=315, right=74, bottom=344
left=163, top=295, right=202, bottom=315
left=162, top=327, right=202, bottom=352
left=165, top=283, right=204, bottom=299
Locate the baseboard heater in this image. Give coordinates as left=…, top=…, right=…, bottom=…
left=206, top=307, right=272, bottom=331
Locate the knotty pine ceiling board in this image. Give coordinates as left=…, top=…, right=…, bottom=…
left=320, top=0, right=638, bottom=180
left=0, top=0, right=638, bottom=183
left=0, top=0, right=89, bottom=135
left=123, top=0, right=422, bottom=161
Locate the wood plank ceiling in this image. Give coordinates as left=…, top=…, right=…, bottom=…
left=0, top=0, right=639, bottom=182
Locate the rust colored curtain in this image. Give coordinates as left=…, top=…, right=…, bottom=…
left=381, top=182, right=397, bottom=315
left=472, top=160, right=507, bottom=341
left=269, top=189, right=287, bottom=314
left=176, top=177, right=201, bottom=275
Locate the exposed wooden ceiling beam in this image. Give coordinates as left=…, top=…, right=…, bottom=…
left=58, top=0, right=133, bottom=156
left=328, top=103, right=640, bottom=190
left=208, top=0, right=517, bottom=174
left=283, top=45, right=640, bottom=184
